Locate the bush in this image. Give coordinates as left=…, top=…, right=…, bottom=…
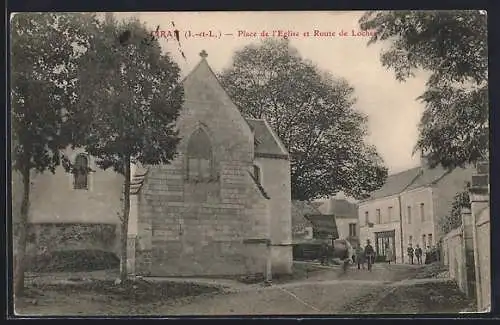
left=26, top=249, right=120, bottom=272
left=425, top=248, right=439, bottom=264
left=439, top=189, right=470, bottom=234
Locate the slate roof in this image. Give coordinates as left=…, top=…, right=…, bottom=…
left=364, top=165, right=451, bottom=201
left=325, top=199, right=357, bottom=218
left=305, top=214, right=339, bottom=240
left=246, top=118, right=289, bottom=160
left=405, top=165, right=451, bottom=192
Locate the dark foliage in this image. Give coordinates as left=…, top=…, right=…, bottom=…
left=359, top=11, right=488, bottom=169
left=219, top=39, right=388, bottom=200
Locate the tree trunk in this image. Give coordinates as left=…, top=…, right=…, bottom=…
left=119, top=155, right=131, bottom=283
left=14, top=167, right=30, bottom=298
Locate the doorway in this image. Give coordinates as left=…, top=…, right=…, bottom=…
left=375, top=230, right=396, bottom=262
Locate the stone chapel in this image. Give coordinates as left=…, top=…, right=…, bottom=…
left=23, top=51, right=293, bottom=277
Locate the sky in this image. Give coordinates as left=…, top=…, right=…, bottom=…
left=114, top=11, right=430, bottom=176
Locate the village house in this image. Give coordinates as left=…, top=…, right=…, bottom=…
left=291, top=200, right=338, bottom=243
left=317, top=198, right=358, bottom=248
left=358, top=159, right=474, bottom=263
left=19, top=51, right=293, bottom=277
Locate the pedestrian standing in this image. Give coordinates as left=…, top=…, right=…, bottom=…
left=415, top=244, right=423, bottom=264
left=385, top=243, right=394, bottom=264
left=364, top=239, right=375, bottom=271
left=320, top=241, right=329, bottom=266
left=424, top=246, right=431, bottom=264
left=355, top=244, right=365, bottom=270
left=407, top=244, right=414, bottom=264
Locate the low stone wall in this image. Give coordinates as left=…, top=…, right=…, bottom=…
left=470, top=161, right=490, bottom=311
left=441, top=161, right=490, bottom=311
left=23, top=223, right=120, bottom=256
left=474, top=207, right=490, bottom=311
left=442, top=226, right=467, bottom=294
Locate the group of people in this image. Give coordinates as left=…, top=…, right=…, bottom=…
left=406, top=243, right=439, bottom=264
left=318, top=238, right=440, bottom=271
left=353, top=239, right=380, bottom=271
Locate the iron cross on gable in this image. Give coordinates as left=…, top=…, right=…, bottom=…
left=199, top=50, right=208, bottom=58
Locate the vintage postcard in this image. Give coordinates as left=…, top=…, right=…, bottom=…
left=10, top=10, right=489, bottom=316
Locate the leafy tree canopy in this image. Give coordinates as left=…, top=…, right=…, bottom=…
left=438, top=185, right=471, bottom=235
left=219, top=39, right=387, bottom=201
left=57, top=14, right=184, bottom=282
left=66, top=15, right=184, bottom=174
left=359, top=10, right=488, bottom=169
left=11, top=13, right=99, bottom=174
left=10, top=12, right=103, bottom=296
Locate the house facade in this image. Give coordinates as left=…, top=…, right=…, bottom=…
left=318, top=198, right=358, bottom=247
left=23, top=150, right=124, bottom=256
left=20, top=51, right=293, bottom=277
left=359, top=162, right=473, bottom=263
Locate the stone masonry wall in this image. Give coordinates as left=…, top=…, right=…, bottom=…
left=256, top=157, right=292, bottom=274
left=475, top=209, right=490, bottom=311
left=23, top=223, right=119, bottom=257
left=443, top=226, right=467, bottom=294
left=135, top=58, right=271, bottom=276
left=470, top=161, right=490, bottom=311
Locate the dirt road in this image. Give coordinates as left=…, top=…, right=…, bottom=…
left=15, top=262, right=472, bottom=316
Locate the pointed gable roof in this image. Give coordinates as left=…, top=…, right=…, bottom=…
left=405, top=165, right=451, bottom=191
left=364, top=167, right=422, bottom=201
left=180, top=51, right=255, bottom=140
left=305, top=214, right=339, bottom=240
left=181, top=51, right=288, bottom=161
left=364, top=165, right=452, bottom=201
left=246, top=118, right=289, bottom=159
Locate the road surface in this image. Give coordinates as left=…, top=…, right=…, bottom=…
left=17, top=262, right=471, bottom=315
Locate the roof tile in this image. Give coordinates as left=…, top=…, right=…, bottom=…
left=246, top=118, right=288, bottom=159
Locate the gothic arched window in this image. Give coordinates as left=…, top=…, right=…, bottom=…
left=186, top=129, right=213, bottom=180
left=73, top=154, right=89, bottom=190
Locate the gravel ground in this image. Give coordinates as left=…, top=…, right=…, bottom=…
left=15, top=262, right=469, bottom=316
left=153, top=282, right=384, bottom=315
left=15, top=279, right=223, bottom=316
left=370, top=281, right=473, bottom=314
left=342, top=263, right=474, bottom=315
